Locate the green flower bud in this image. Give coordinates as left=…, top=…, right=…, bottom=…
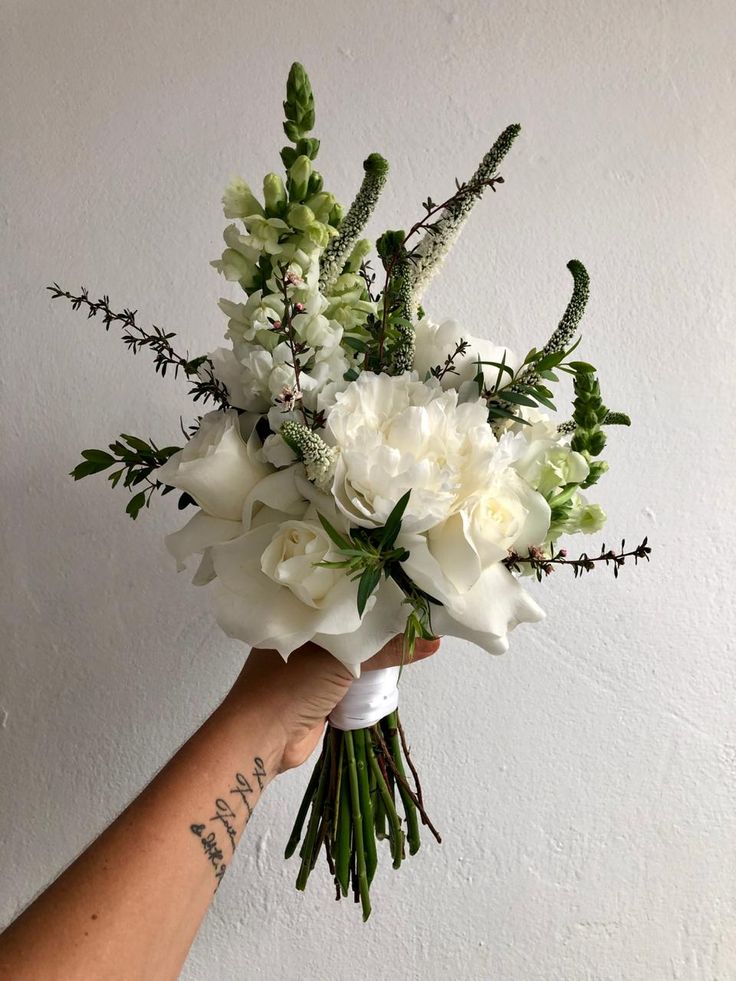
left=296, top=137, right=320, bottom=160
left=328, top=202, right=344, bottom=227
left=345, top=238, right=371, bottom=273
left=376, top=229, right=406, bottom=264
left=582, top=460, right=609, bottom=489
left=307, top=172, right=324, bottom=194
left=283, top=63, right=316, bottom=143
left=288, top=203, right=316, bottom=231
left=305, top=191, right=337, bottom=223
left=288, top=155, right=312, bottom=201
left=263, top=173, right=287, bottom=215
left=578, top=503, right=607, bottom=535
left=588, top=430, right=607, bottom=456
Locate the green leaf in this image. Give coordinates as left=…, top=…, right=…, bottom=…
left=126, top=491, right=147, bottom=519
left=357, top=566, right=382, bottom=617
left=121, top=434, right=154, bottom=456
left=81, top=449, right=115, bottom=466
left=70, top=459, right=113, bottom=480
left=498, top=390, right=539, bottom=407
left=378, top=490, right=411, bottom=549
left=488, top=405, right=524, bottom=422
left=342, top=336, right=368, bottom=353
left=317, top=512, right=352, bottom=552
left=567, top=360, right=596, bottom=373
left=476, top=359, right=514, bottom=379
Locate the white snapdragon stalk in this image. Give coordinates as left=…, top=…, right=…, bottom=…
left=210, top=224, right=260, bottom=286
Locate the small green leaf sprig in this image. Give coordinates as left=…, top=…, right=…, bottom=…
left=70, top=435, right=187, bottom=519
left=316, top=492, right=438, bottom=657
left=47, top=285, right=231, bottom=410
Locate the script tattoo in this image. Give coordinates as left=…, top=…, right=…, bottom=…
left=190, top=755, right=268, bottom=892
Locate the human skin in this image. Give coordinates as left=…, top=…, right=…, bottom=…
left=0, top=637, right=439, bottom=981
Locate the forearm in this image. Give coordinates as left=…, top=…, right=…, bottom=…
left=0, top=684, right=286, bottom=981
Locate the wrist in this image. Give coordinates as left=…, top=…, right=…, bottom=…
left=217, top=686, right=287, bottom=787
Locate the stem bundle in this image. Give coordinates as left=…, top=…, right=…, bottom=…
left=285, top=710, right=440, bottom=920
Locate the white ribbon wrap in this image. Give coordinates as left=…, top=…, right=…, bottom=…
left=328, top=666, right=400, bottom=731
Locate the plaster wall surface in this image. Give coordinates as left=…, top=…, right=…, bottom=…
left=2, top=2, right=735, bottom=978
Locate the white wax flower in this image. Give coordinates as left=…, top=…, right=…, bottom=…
left=325, top=371, right=499, bottom=534
left=413, top=317, right=520, bottom=400
left=153, top=410, right=270, bottom=521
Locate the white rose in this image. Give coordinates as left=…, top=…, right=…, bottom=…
left=425, top=468, right=551, bottom=592
left=260, top=519, right=350, bottom=608
left=153, top=410, right=270, bottom=521
left=210, top=519, right=407, bottom=674
left=325, top=371, right=500, bottom=534
left=399, top=531, right=545, bottom=656
left=413, top=317, right=520, bottom=400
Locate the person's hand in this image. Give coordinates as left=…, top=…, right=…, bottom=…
left=229, top=636, right=440, bottom=772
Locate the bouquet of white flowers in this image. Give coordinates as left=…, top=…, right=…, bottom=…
left=51, top=63, right=649, bottom=920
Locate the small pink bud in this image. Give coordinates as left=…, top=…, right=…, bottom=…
left=558, top=548, right=568, bottom=558
left=294, top=302, right=305, bottom=314
left=271, top=319, right=282, bottom=330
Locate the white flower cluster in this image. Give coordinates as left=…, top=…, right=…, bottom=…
left=154, top=177, right=607, bottom=675
left=207, top=177, right=377, bottom=423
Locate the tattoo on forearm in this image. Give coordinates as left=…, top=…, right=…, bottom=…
left=189, top=755, right=267, bottom=892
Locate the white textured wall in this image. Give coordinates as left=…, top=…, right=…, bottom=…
left=2, top=2, right=735, bottom=978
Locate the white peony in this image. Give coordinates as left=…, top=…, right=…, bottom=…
left=153, top=410, right=270, bottom=521
left=325, top=371, right=499, bottom=534
left=413, top=317, right=520, bottom=401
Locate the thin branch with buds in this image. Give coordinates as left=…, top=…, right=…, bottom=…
left=505, top=539, right=652, bottom=581
left=47, top=284, right=230, bottom=409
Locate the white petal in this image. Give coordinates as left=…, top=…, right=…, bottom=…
left=313, top=578, right=407, bottom=676
left=241, top=465, right=308, bottom=529
left=165, top=510, right=242, bottom=573
left=426, top=511, right=482, bottom=593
